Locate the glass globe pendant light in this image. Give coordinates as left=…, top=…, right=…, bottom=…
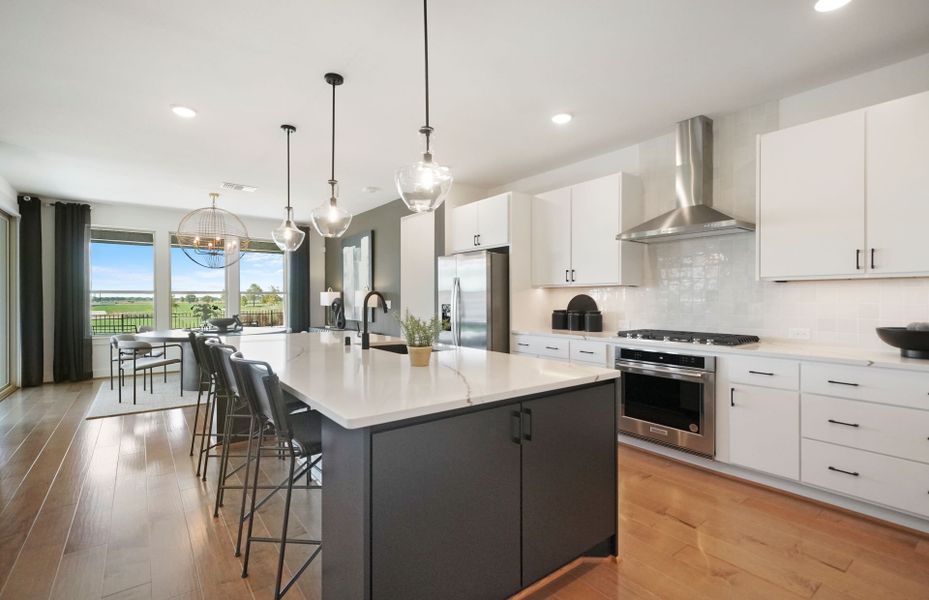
left=272, top=124, right=306, bottom=251
left=395, top=0, right=453, bottom=213
left=310, top=72, right=352, bottom=238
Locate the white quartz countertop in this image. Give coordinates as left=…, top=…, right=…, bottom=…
left=512, top=329, right=929, bottom=372
left=232, top=332, right=619, bottom=429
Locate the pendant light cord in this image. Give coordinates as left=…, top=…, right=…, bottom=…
left=285, top=127, right=292, bottom=211
left=422, top=0, right=432, bottom=153
left=330, top=79, right=337, bottom=194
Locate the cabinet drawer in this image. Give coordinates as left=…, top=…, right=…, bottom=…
left=511, top=335, right=537, bottom=355
left=535, top=337, right=570, bottom=360
left=801, top=363, right=929, bottom=410
left=801, top=393, right=929, bottom=464
left=726, top=356, right=799, bottom=390
left=570, top=340, right=607, bottom=365
left=801, top=438, right=929, bottom=518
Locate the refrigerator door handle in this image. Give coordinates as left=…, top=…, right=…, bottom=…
left=451, top=276, right=461, bottom=346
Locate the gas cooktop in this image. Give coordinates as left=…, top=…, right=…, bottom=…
left=616, top=329, right=760, bottom=346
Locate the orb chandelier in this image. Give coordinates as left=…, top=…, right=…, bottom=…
left=175, top=192, right=250, bottom=269
left=272, top=124, right=306, bottom=251
left=395, top=0, right=453, bottom=213
left=310, top=72, right=352, bottom=238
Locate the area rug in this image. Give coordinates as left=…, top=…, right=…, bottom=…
left=85, top=373, right=198, bottom=419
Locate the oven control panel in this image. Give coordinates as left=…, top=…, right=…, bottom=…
left=618, top=348, right=708, bottom=370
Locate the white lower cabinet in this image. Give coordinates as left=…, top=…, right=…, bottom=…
left=802, top=438, right=929, bottom=519
left=728, top=384, right=799, bottom=480
left=510, top=334, right=608, bottom=366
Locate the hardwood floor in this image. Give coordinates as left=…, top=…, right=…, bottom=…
left=0, top=380, right=927, bottom=599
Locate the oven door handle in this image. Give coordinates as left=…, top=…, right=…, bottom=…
left=615, top=361, right=712, bottom=384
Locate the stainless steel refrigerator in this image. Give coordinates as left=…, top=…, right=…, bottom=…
left=437, top=250, right=509, bottom=352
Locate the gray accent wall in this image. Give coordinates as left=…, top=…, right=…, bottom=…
left=325, top=199, right=444, bottom=337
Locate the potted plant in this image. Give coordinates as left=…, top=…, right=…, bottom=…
left=396, top=310, right=440, bottom=367
left=191, top=302, right=220, bottom=328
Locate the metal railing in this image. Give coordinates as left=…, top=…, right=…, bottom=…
left=91, top=310, right=284, bottom=334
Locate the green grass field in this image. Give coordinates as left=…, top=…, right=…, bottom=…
left=91, top=300, right=282, bottom=314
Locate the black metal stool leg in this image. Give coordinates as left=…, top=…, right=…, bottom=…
left=273, top=448, right=297, bottom=599
left=241, top=430, right=264, bottom=577
left=235, top=415, right=257, bottom=557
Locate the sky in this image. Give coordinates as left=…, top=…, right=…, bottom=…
left=90, top=242, right=284, bottom=294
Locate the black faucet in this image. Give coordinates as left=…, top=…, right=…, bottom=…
left=361, top=290, right=388, bottom=349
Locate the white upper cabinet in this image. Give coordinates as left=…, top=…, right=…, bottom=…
left=449, top=193, right=510, bottom=253
left=531, top=186, right=573, bottom=286
left=866, top=91, right=929, bottom=276
left=758, top=110, right=866, bottom=279
left=757, top=90, right=929, bottom=281
left=531, top=173, right=643, bottom=287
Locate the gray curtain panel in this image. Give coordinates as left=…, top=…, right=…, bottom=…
left=17, top=195, right=43, bottom=386
left=287, top=225, right=312, bottom=332
left=53, top=202, right=92, bottom=382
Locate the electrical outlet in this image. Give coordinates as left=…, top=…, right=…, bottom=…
left=385, top=300, right=392, bottom=310
left=788, top=328, right=811, bottom=340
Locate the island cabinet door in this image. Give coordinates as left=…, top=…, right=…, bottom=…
left=521, top=383, right=617, bottom=586
left=370, top=404, right=522, bottom=600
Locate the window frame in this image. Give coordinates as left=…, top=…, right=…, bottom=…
left=88, top=227, right=157, bottom=337
left=237, top=238, right=288, bottom=329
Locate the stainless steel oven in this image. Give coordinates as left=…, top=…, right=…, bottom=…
left=616, top=347, right=716, bottom=457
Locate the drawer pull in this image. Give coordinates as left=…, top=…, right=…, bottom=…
left=516, top=343, right=529, bottom=347
left=827, top=419, right=860, bottom=428
left=748, top=370, right=774, bottom=376
left=730, top=387, right=735, bottom=407
left=578, top=350, right=595, bottom=355
left=544, top=346, right=559, bottom=351
left=828, top=466, right=860, bottom=477
left=827, top=379, right=859, bottom=387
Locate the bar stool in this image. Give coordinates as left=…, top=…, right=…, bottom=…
left=187, top=331, right=218, bottom=472
left=230, top=352, right=322, bottom=599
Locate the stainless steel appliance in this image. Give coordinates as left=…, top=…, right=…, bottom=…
left=616, top=346, right=716, bottom=456
left=437, top=250, right=509, bottom=352
left=617, top=329, right=759, bottom=346
left=618, top=116, right=755, bottom=242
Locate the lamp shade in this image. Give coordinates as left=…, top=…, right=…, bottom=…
left=320, top=290, right=341, bottom=307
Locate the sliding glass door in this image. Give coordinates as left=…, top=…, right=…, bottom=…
left=0, top=210, right=12, bottom=398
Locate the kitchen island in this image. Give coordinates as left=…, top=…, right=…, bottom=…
left=233, top=331, right=620, bottom=600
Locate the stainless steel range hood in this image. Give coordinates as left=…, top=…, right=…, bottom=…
left=618, top=115, right=754, bottom=243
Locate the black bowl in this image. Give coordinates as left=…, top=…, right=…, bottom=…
left=875, top=327, right=929, bottom=359
left=209, top=317, right=237, bottom=332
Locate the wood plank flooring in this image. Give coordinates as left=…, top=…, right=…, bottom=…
left=0, top=380, right=927, bottom=599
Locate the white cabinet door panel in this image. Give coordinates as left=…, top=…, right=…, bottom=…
left=531, top=188, right=572, bottom=286
left=729, top=384, right=799, bottom=480
left=866, top=91, right=929, bottom=276
left=476, top=193, right=509, bottom=248
left=570, top=175, right=619, bottom=285
left=758, top=110, right=866, bottom=279
left=450, top=201, right=478, bottom=254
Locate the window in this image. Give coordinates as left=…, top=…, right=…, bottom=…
left=171, top=234, right=227, bottom=329
left=89, top=229, right=156, bottom=335
left=238, top=240, right=285, bottom=327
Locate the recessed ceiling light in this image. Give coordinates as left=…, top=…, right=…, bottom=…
left=171, top=105, right=197, bottom=118
left=814, top=0, right=852, bottom=12
left=362, top=186, right=380, bottom=194
left=551, top=113, right=573, bottom=125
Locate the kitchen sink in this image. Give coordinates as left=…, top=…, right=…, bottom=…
left=371, top=344, right=452, bottom=354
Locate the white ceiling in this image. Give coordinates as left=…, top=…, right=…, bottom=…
left=1, top=0, right=929, bottom=220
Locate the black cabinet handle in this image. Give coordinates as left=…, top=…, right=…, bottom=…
left=748, top=370, right=774, bottom=376
left=565, top=269, right=569, bottom=282
left=544, top=346, right=559, bottom=351
left=473, top=234, right=477, bottom=246
left=510, top=410, right=522, bottom=444
left=516, top=342, right=529, bottom=347
left=477, top=234, right=481, bottom=245
left=870, top=248, right=875, bottom=269
left=828, top=419, right=860, bottom=428
left=828, top=379, right=859, bottom=387
left=856, top=249, right=861, bottom=270
left=579, top=350, right=595, bottom=355
left=828, top=466, right=859, bottom=477
left=571, top=269, right=575, bottom=282
left=522, top=408, right=533, bottom=441
left=730, top=387, right=735, bottom=407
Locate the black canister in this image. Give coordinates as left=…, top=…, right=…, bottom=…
left=551, top=310, right=568, bottom=330
left=567, top=310, right=586, bottom=331
left=585, top=311, right=603, bottom=332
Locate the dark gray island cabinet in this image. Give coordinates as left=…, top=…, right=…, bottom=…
left=321, top=380, right=618, bottom=600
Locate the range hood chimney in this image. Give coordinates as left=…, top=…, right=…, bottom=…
left=618, top=115, right=754, bottom=243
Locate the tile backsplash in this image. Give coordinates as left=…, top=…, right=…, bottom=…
left=526, top=233, right=929, bottom=349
